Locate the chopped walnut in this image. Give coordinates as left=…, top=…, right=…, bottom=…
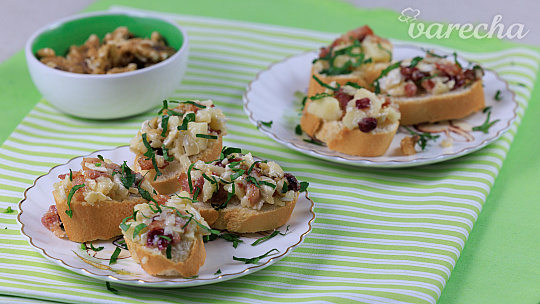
left=400, top=135, right=419, bottom=155
left=36, top=26, right=176, bottom=74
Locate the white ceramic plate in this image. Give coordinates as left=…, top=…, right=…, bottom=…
left=17, top=146, right=315, bottom=287
left=243, top=45, right=517, bottom=168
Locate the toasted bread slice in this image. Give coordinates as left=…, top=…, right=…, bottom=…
left=54, top=192, right=147, bottom=242
left=301, top=84, right=401, bottom=157
left=393, top=80, right=485, bottom=125
left=194, top=192, right=299, bottom=233
left=125, top=237, right=205, bottom=277
left=120, top=195, right=209, bottom=277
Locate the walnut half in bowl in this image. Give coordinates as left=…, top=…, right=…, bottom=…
left=25, top=12, right=189, bottom=120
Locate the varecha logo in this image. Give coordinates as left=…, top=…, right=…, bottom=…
left=399, top=7, right=529, bottom=40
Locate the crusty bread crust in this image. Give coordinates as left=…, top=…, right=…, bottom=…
left=133, top=136, right=223, bottom=194
left=300, top=103, right=399, bottom=157
left=125, top=237, right=206, bottom=277
left=319, top=120, right=399, bottom=157
left=54, top=190, right=147, bottom=243
left=395, top=80, right=485, bottom=125
left=307, top=63, right=387, bottom=97
left=193, top=192, right=299, bottom=233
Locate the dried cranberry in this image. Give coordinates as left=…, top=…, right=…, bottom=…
left=284, top=173, right=300, bottom=192
left=358, top=117, right=377, bottom=133
left=411, top=69, right=427, bottom=82
left=334, top=88, right=354, bottom=110
left=463, top=69, right=477, bottom=81
left=146, top=228, right=173, bottom=251
left=421, top=79, right=435, bottom=92
left=355, top=98, right=371, bottom=109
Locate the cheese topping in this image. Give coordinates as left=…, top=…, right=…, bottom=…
left=130, top=100, right=228, bottom=168
left=54, top=157, right=153, bottom=205
left=182, top=153, right=298, bottom=210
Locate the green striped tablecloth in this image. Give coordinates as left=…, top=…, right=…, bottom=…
left=1, top=5, right=538, bottom=304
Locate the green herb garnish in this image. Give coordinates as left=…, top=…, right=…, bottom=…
left=166, top=244, right=172, bottom=259
left=251, top=226, right=290, bottom=246
left=177, top=113, right=196, bottom=131
left=403, top=127, right=440, bottom=150
left=65, top=184, right=85, bottom=218
left=90, top=243, right=104, bottom=252
left=109, top=247, right=121, bottom=265
left=373, top=61, right=402, bottom=94
left=303, top=138, right=324, bottom=146
left=494, top=90, right=503, bottom=101
left=295, top=124, right=303, bottom=135
left=472, top=111, right=499, bottom=134
left=106, top=282, right=118, bottom=294
left=3, top=206, right=14, bottom=214
left=312, top=75, right=339, bottom=91
left=69, top=169, right=73, bottom=181
left=132, top=223, right=148, bottom=238
left=408, top=56, right=424, bottom=68
left=309, top=93, right=334, bottom=101
left=161, top=115, right=170, bottom=137
left=257, top=120, right=273, bottom=129
left=233, top=248, right=279, bottom=264
left=196, top=134, right=218, bottom=140
left=299, top=181, right=309, bottom=192
left=214, top=269, right=222, bottom=275
left=142, top=133, right=161, bottom=180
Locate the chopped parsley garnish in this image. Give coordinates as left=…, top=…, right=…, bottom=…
left=90, top=243, right=104, bottom=252
left=3, top=206, right=14, bottom=214
left=109, top=247, right=122, bottom=265
left=251, top=226, right=289, bottom=246
left=247, top=160, right=266, bottom=175
left=257, top=120, right=273, bottom=129
left=196, top=134, right=218, bottom=140
left=344, top=82, right=364, bottom=89
left=299, top=181, right=309, bottom=192
left=80, top=243, right=86, bottom=250
left=473, top=111, right=499, bottom=134
left=494, top=90, right=503, bottom=101
left=422, top=48, right=446, bottom=58
left=117, top=161, right=136, bottom=189
left=295, top=124, right=303, bottom=135
left=233, top=248, right=279, bottom=264
left=132, top=223, right=147, bottom=238
left=187, top=163, right=196, bottom=194
left=106, top=282, right=118, bottom=294
left=161, top=115, right=170, bottom=137
left=403, top=127, right=440, bottom=150
left=373, top=61, right=402, bottom=94
left=453, top=52, right=462, bottom=69
left=312, top=75, right=339, bottom=91
left=162, top=145, right=174, bottom=162
left=141, top=133, right=161, bottom=180
left=69, top=169, right=73, bottom=181
left=204, top=232, right=243, bottom=248
left=220, top=146, right=242, bottom=159
left=177, top=113, right=196, bottom=131
left=214, top=269, right=222, bottom=275
left=309, top=93, right=334, bottom=101
left=303, top=138, right=324, bottom=146
left=181, top=100, right=207, bottom=108
left=65, top=184, right=85, bottom=218
left=166, top=244, right=172, bottom=259
left=281, top=182, right=289, bottom=194
left=97, top=155, right=104, bottom=161
left=408, top=56, right=424, bottom=68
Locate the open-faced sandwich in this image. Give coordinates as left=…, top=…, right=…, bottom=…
left=375, top=51, right=485, bottom=125
left=177, top=147, right=305, bottom=233
left=120, top=194, right=212, bottom=277
left=308, top=25, right=393, bottom=97
left=130, top=100, right=228, bottom=194
left=301, top=80, right=401, bottom=156
left=42, top=157, right=153, bottom=242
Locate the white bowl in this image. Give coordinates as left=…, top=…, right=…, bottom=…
left=25, top=11, right=189, bottom=120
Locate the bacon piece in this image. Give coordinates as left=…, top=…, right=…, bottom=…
left=245, top=182, right=261, bottom=207
left=41, top=205, right=66, bottom=238
left=404, top=83, right=418, bottom=97
left=334, top=88, right=354, bottom=110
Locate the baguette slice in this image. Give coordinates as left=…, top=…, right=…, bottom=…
left=130, top=99, right=227, bottom=194
left=121, top=195, right=209, bottom=277
left=393, top=80, right=485, bottom=125
left=193, top=192, right=299, bottom=233
left=55, top=192, right=147, bottom=242
left=308, top=25, right=393, bottom=97
left=50, top=157, right=153, bottom=242
left=125, top=236, right=206, bottom=277
left=301, top=84, right=401, bottom=157
left=377, top=53, right=485, bottom=125
left=178, top=150, right=303, bottom=233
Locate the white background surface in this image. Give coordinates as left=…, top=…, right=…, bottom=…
left=0, top=0, right=538, bottom=63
